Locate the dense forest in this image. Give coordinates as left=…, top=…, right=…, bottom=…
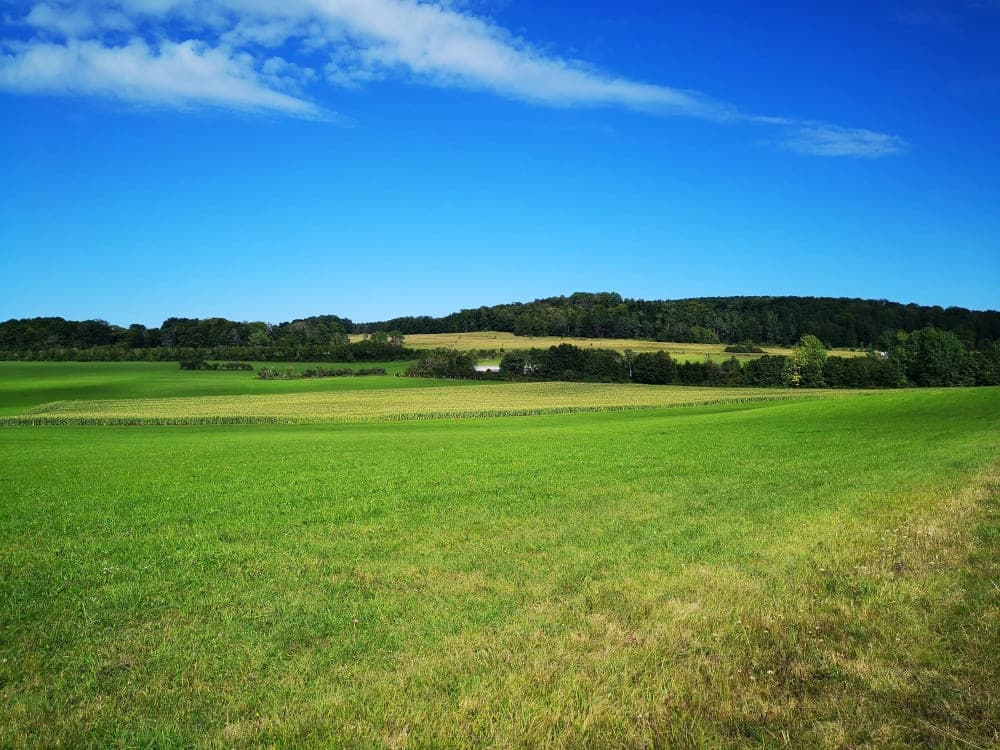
left=362, top=293, right=1000, bottom=348
left=1, top=293, right=998, bottom=360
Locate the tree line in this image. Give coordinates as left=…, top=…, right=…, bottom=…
left=0, top=319, right=412, bottom=363
left=407, top=330, right=1000, bottom=389
left=2, top=293, right=998, bottom=360
left=0, top=315, right=358, bottom=352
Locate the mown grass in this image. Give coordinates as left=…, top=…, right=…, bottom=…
left=6, top=382, right=856, bottom=425
left=0, top=361, right=486, bottom=416
left=1, top=388, right=998, bottom=748
left=364, top=331, right=866, bottom=362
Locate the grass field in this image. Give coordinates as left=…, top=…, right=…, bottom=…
left=0, top=364, right=997, bottom=748
left=0, top=361, right=451, bottom=416
left=354, top=331, right=867, bottom=362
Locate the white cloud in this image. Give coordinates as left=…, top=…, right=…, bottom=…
left=782, top=125, right=909, bottom=158
left=0, top=36, right=325, bottom=117
left=0, top=0, right=907, bottom=156
left=303, top=0, right=728, bottom=116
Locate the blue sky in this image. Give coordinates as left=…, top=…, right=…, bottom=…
left=1, top=0, right=998, bottom=325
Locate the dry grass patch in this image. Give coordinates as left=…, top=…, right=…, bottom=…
left=359, top=331, right=866, bottom=362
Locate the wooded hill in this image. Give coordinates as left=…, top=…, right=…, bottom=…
left=364, top=293, right=999, bottom=349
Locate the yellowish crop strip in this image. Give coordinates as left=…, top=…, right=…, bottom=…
left=351, top=331, right=868, bottom=359
left=3, top=382, right=865, bottom=426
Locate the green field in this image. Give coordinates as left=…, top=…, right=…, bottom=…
left=0, top=361, right=451, bottom=416
left=0, top=364, right=997, bottom=747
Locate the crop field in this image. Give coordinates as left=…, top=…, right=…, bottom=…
left=0, top=363, right=997, bottom=748
left=7, top=382, right=851, bottom=425
left=355, top=331, right=867, bottom=361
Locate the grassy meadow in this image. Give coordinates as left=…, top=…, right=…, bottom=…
left=355, top=331, right=867, bottom=362
left=0, top=362, right=997, bottom=748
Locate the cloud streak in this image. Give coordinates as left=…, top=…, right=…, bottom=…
left=0, top=0, right=907, bottom=156
left=0, top=36, right=324, bottom=116
left=782, top=125, right=909, bottom=158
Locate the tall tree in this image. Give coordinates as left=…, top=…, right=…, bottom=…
left=794, top=335, right=827, bottom=387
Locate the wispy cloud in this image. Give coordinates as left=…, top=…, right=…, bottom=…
left=0, top=0, right=907, bottom=156
left=781, top=125, right=909, bottom=158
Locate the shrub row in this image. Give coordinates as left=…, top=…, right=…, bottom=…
left=178, top=361, right=254, bottom=371
left=256, top=367, right=387, bottom=380
left=724, top=342, right=766, bottom=354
